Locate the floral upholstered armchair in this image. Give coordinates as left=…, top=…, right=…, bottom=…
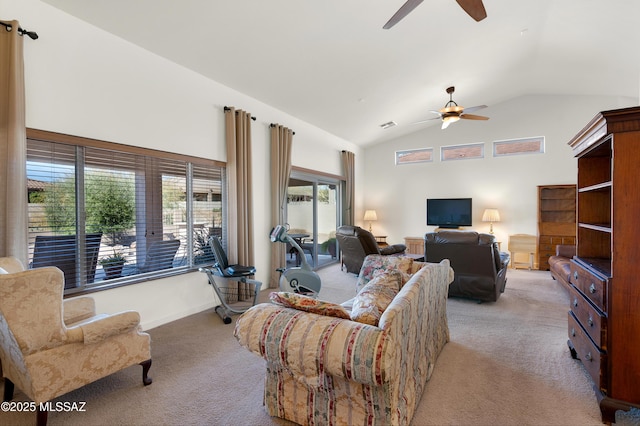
left=0, top=256, right=152, bottom=426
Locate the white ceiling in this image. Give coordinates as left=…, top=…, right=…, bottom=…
left=43, top=0, right=640, bottom=146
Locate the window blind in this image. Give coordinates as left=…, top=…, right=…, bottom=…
left=27, top=133, right=225, bottom=293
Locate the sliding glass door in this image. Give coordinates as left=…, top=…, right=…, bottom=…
left=287, top=172, right=340, bottom=269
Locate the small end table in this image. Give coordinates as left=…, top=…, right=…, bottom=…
left=374, top=236, right=388, bottom=247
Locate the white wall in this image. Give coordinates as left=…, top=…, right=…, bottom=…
left=361, top=94, right=636, bottom=253
left=3, top=0, right=362, bottom=329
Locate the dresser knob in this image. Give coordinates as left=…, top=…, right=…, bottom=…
left=585, top=352, right=592, bottom=361
left=571, top=328, right=576, bottom=337
left=573, top=298, right=578, bottom=308
left=588, top=316, right=594, bottom=327
left=574, top=271, right=579, bottom=280
left=589, top=283, right=596, bottom=294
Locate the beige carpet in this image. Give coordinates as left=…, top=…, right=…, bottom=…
left=0, top=265, right=621, bottom=425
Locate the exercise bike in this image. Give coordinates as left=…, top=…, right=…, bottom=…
left=270, top=224, right=321, bottom=297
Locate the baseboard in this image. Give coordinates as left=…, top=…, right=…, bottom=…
left=143, top=302, right=213, bottom=330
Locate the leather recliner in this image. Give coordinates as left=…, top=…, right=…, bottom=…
left=336, top=225, right=406, bottom=274
left=424, top=231, right=510, bottom=302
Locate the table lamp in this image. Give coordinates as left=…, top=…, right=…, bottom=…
left=363, top=210, right=377, bottom=233
left=482, top=208, right=500, bottom=234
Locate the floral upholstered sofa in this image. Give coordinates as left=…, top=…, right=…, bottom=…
left=234, top=255, right=453, bottom=426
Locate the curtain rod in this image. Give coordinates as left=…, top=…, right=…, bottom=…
left=269, top=123, right=295, bottom=135
left=0, top=21, right=38, bottom=40
left=223, top=106, right=256, bottom=121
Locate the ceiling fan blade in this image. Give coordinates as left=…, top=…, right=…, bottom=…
left=461, top=104, right=487, bottom=114
left=455, top=0, right=487, bottom=22
left=460, top=114, right=489, bottom=120
left=412, top=116, right=441, bottom=125
left=383, top=0, right=424, bottom=29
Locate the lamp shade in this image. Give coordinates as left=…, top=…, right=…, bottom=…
left=482, top=208, right=501, bottom=222
left=363, top=210, right=378, bottom=221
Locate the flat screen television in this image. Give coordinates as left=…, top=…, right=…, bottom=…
left=426, top=198, right=472, bottom=228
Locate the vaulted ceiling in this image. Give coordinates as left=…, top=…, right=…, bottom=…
left=44, top=0, right=640, bottom=146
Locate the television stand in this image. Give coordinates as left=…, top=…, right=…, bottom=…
left=435, top=226, right=461, bottom=231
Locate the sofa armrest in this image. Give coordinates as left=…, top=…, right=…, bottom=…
left=380, top=244, right=406, bottom=255
left=66, top=311, right=141, bottom=344
left=234, top=303, right=394, bottom=387
left=498, top=251, right=511, bottom=269
left=63, top=296, right=96, bottom=325
left=556, top=244, right=576, bottom=258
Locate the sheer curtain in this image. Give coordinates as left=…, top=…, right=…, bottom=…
left=269, top=124, right=293, bottom=288
left=0, top=20, right=28, bottom=263
left=224, top=107, right=254, bottom=298
left=341, top=150, right=355, bottom=226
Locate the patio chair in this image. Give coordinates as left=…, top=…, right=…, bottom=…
left=138, top=239, right=181, bottom=273
left=31, top=233, right=103, bottom=289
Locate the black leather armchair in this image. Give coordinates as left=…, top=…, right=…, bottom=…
left=336, top=225, right=406, bottom=274
left=424, top=231, right=510, bottom=302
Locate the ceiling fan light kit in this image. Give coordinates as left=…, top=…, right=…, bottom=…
left=441, top=115, right=460, bottom=129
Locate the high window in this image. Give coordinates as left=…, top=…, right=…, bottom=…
left=26, top=130, right=225, bottom=295
left=493, top=136, right=545, bottom=157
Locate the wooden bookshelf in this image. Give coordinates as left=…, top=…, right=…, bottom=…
left=537, top=185, right=576, bottom=270
left=567, top=106, right=640, bottom=422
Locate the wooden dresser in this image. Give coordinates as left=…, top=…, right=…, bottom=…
left=537, top=184, right=576, bottom=270
left=567, top=106, right=640, bottom=422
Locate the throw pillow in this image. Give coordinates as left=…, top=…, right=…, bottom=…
left=350, top=271, right=402, bottom=326
left=356, top=254, right=414, bottom=292
left=269, top=292, right=351, bottom=320
left=410, top=261, right=427, bottom=274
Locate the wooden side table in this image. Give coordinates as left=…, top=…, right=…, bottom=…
left=374, top=236, right=388, bottom=247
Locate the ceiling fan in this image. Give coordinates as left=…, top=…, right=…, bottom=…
left=383, top=0, right=487, bottom=29
left=416, top=86, right=489, bottom=129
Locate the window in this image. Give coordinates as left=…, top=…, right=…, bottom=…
left=493, top=136, right=545, bottom=157
left=395, top=148, right=433, bottom=165
left=26, top=130, right=225, bottom=294
left=441, top=143, right=484, bottom=161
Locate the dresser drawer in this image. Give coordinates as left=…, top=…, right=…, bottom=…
left=539, top=251, right=554, bottom=260
left=538, top=235, right=551, bottom=244
left=538, top=246, right=556, bottom=259
left=538, top=236, right=562, bottom=251
left=568, top=312, right=606, bottom=391
left=568, top=284, right=607, bottom=349
left=569, top=260, right=607, bottom=312
left=539, top=242, right=554, bottom=252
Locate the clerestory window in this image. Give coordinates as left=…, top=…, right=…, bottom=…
left=26, top=129, right=225, bottom=295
